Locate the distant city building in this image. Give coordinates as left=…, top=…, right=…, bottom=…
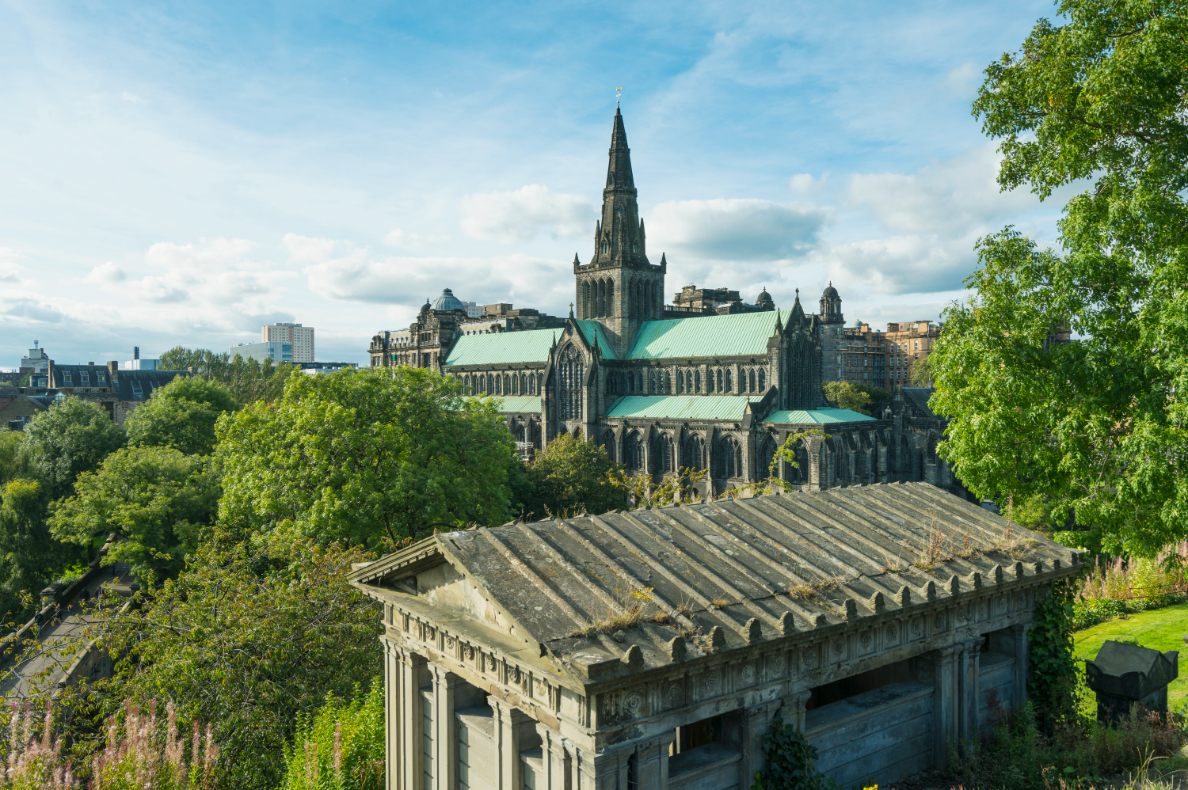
left=262, top=323, right=314, bottom=363
left=124, top=346, right=159, bottom=371
left=45, top=361, right=190, bottom=424
left=885, top=320, right=941, bottom=389
left=19, top=341, right=49, bottom=378
left=836, top=321, right=887, bottom=387
left=0, top=392, right=46, bottom=431
left=298, top=361, right=359, bottom=376
left=231, top=341, right=293, bottom=364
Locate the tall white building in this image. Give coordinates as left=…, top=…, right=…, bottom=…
left=262, top=322, right=314, bottom=363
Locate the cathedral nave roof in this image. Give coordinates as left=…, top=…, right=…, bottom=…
left=627, top=309, right=791, bottom=360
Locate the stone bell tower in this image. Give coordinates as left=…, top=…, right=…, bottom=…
left=572, top=107, right=667, bottom=356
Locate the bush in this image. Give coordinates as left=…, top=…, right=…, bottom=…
left=280, top=682, right=384, bottom=790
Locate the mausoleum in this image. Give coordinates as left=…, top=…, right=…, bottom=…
left=350, top=482, right=1081, bottom=789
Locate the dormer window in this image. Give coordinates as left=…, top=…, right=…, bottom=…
left=63, top=371, right=72, bottom=385
left=80, top=371, right=89, bottom=384
left=131, top=381, right=143, bottom=398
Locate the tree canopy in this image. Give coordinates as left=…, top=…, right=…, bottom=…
left=158, top=346, right=294, bottom=404
left=22, top=397, right=126, bottom=499
left=929, top=0, right=1188, bottom=555
left=125, top=376, right=239, bottom=456
left=822, top=381, right=889, bottom=415
left=48, top=446, right=219, bottom=585
left=216, top=367, right=517, bottom=546
left=517, top=434, right=627, bottom=518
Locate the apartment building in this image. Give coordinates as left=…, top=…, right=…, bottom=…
left=262, top=322, right=314, bottom=363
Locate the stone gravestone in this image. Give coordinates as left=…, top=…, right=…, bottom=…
left=1085, top=640, right=1179, bottom=723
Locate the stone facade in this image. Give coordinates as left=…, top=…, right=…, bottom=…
left=351, top=483, right=1084, bottom=789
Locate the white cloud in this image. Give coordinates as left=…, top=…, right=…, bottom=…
left=282, top=233, right=338, bottom=264
left=789, top=173, right=829, bottom=196
left=384, top=229, right=450, bottom=248
left=824, top=233, right=979, bottom=295
left=460, top=185, right=594, bottom=244
left=304, top=252, right=570, bottom=308
left=120, top=92, right=144, bottom=103
left=0, top=292, right=65, bottom=324
left=845, top=143, right=1031, bottom=236
left=944, top=62, right=981, bottom=97
left=648, top=199, right=830, bottom=262
left=86, top=261, right=128, bottom=284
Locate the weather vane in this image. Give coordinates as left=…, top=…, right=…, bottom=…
left=616, top=86, right=622, bottom=104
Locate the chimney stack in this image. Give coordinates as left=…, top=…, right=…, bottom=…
left=134, top=346, right=140, bottom=361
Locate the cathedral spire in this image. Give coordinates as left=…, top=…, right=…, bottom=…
left=606, top=107, right=634, bottom=189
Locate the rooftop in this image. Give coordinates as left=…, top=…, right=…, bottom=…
left=627, top=310, right=789, bottom=360
left=351, top=483, right=1080, bottom=686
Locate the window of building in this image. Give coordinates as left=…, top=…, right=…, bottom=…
left=557, top=347, right=584, bottom=420
left=716, top=436, right=742, bottom=479
left=625, top=431, right=644, bottom=470
left=682, top=434, right=704, bottom=471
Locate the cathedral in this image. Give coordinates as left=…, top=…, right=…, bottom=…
left=369, top=109, right=963, bottom=498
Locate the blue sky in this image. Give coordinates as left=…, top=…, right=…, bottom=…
left=0, top=0, right=1071, bottom=366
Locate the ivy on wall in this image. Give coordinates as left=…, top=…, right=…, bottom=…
left=751, top=714, right=838, bottom=790
left=1028, top=577, right=1079, bottom=727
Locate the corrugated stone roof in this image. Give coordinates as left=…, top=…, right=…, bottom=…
left=626, top=310, right=788, bottom=360
left=352, top=483, right=1080, bottom=682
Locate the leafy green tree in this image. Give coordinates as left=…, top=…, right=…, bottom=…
left=822, top=381, right=872, bottom=414
left=158, top=347, right=295, bottom=404
left=22, top=397, right=125, bottom=499
left=280, top=682, right=384, bottom=790
left=75, top=536, right=381, bottom=790
left=0, top=431, right=29, bottom=488
left=0, top=479, right=79, bottom=618
left=217, top=367, right=515, bottom=545
left=909, top=355, right=933, bottom=388
left=48, top=447, right=218, bottom=585
left=125, top=376, right=239, bottom=456
left=519, top=434, right=627, bottom=518
left=930, top=1, right=1188, bottom=556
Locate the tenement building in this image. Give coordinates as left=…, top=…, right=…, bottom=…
left=372, top=108, right=963, bottom=499
left=351, top=483, right=1083, bottom=789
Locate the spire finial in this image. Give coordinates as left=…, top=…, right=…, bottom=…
left=569, top=302, right=574, bottom=318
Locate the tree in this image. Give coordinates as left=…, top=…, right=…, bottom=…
left=158, top=347, right=295, bottom=404
left=22, top=397, right=125, bottom=499
left=69, top=535, right=381, bottom=790
left=216, top=367, right=516, bottom=546
left=125, top=376, right=239, bottom=456
left=822, top=381, right=872, bottom=414
left=929, top=1, right=1188, bottom=555
left=518, top=434, right=627, bottom=518
left=909, top=355, right=933, bottom=388
left=0, top=479, right=78, bottom=618
left=48, top=447, right=219, bottom=585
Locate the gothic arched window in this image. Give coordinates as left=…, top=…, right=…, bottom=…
left=694, top=371, right=701, bottom=393
left=715, top=370, right=723, bottom=392
left=557, top=347, right=584, bottom=420
left=749, top=369, right=756, bottom=392
left=637, top=372, right=644, bottom=392
left=658, top=435, right=674, bottom=473
left=759, top=435, right=777, bottom=479
left=758, top=369, right=765, bottom=391
left=682, top=435, right=705, bottom=471
left=607, top=280, right=615, bottom=316
left=626, top=431, right=644, bottom=470
left=603, top=432, right=616, bottom=462
left=582, top=281, right=591, bottom=318
left=716, top=436, right=742, bottom=479
left=596, top=280, right=605, bottom=317
left=725, top=370, right=732, bottom=392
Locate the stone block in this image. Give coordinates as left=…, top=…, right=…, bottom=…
left=1085, top=640, right=1179, bottom=723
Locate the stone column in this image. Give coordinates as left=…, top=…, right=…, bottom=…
left=741, top=700, right=783, bottom=782
left=490, top=696, right=532, bottom=790
left=958, top=637, right=983, bottom=747
left=1012, top=623, right=1029, bottom=710
left=783, top=686, right=812, bottom=731
left=934, top=646, right=961, bottom=768
left=431, top=666, right=462, bottom=790
left=399, top=651, right=427, bottom=790
left=571, top=746, right=621, bottom=790
left=537, top=723, right=568, bottom=790
left=383, top=640, right=402, bottom=790
left=634, top=732, right=675, bottom=789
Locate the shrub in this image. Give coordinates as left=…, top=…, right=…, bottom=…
left=280, top=682, right=384, bottom=790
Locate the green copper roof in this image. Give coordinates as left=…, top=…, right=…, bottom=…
left=492, top=395, right=541, bottom=414
left=626, top=310, right=788, bottom=360
left=764, top=409, right=877, bottom=424
left=574, top=320, right=618, bottom=359
left=445, top=328, right=565, bottom=366
left=605, top=395, right=755, bottom=421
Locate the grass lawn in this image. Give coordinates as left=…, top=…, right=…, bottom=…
left=1073, top=601, right=1188, bottom=712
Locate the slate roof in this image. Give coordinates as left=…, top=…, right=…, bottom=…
left=352, top=483, right=1081, bottom=683
left=446, top=328, right=566, bottom=367
left=627, top=310, right=789, bottom=360
left=114, top=370, right=189, bottom=402
left=765, top=409, right=877, bottom=425
left=903, top=387, right=938, bottom=418
left=605, top=395, right=754, bottom=421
